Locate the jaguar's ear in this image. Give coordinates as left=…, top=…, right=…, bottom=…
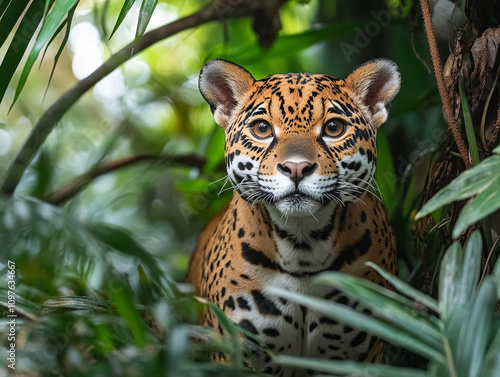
left=199, top=59, right=255, bottom=130
left=345, top=59, right=401, bottom=129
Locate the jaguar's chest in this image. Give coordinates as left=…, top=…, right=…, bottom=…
left=225, top=272, right=374, bottom=377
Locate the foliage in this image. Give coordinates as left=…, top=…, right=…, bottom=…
left=0, top=0, right=498, bottom=376
left=417, top=145, right=500, bottom=239
left=271, top=232, right=500, bottom=377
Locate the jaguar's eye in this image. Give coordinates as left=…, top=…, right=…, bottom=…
left=322, top=119, right=346, bottom=138
left=251, top=121, right=273, bottom=139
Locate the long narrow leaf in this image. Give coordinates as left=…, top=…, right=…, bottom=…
left=0, top=0, right=29, bottom=50
left=366, top=262, right=439, bottom=312
left=453, top=181, right=500, bottom=238
left=109, top=277, right=146, bottom=347
left=109, top=0, right=137, bottom=39
left=12, top=0, right=80, bottom=106
left=268, top=286, right=446, bottom=363
left=135, top=0, right=157, bottom=43
left=415, top=156, right=500, bottom=218
left=459, top=77, right=481, bottom=166
left=0, top=0, right=14, bottom=19
left=439, top=242, right=461, bottom=321
left=275, top=355, right=428, bottom=377
left=314, top=272, right=443, bottom=350
left=0, top=0, right=47, bottom=103
left=44, top=3, right=77, bottom=99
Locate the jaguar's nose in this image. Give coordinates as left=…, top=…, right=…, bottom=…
left=277, top=161, right=318, bottom=182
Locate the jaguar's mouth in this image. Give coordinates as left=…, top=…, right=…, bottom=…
left=274, top=191, right=321, bottom=216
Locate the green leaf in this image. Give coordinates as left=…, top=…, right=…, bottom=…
left=135, top=0, right=157, bottom=44
left=268, top=286, right=446, bottom=363
left=108, top=276, right=146, bottom=347
left=43, top=2, right=76, bottom=100
left=456, top=277, right=497, bottom=377
left=275, top=355, right=428, bottom=377
left=12, top=0, right=80, bottom=106
left=494, top=144, right=500, bottom=154
left=459, top=77, right=481, bottom=166
left=375, top=129, right=396, bottom=204
left=457, top=231, right=481, bottom=301
left=109, top=0, right=137, bottom=39
left=453, top=181, right=500, bottom=238
left=366, top=262, right=439, bottom=312
left=314, top=272, right=443, bottom=351
left=478, top=320, right=500, bottom=377
left=224, top=21, right=365, bottom=65
left=439, top=242, right=461, bottom=321
left=416, top=155, right=500, bottom=218
left=0, top=0, right=30, bottom=50
left=0, top=0, right=49, bottom=104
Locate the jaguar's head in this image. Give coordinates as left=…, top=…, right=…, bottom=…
left=199, top=59, right=400, bottom=217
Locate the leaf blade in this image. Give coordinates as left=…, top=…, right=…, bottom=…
left=135, top=0, right=157, bottom=43
left=275, top=355, right=429, bottom=377
left=366, top=261, right=439, bottom=312
left=109, top=0, right=137, bottom=39
left=12, top=0, right=80, bottom=106
left=268, top=286, right=446, bottom=362
left=415, top=156, right=500, bottom=219
left=453, top=181, right=500, bottom=238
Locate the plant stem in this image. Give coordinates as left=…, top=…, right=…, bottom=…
left=419, top=0, right=471, bottom=169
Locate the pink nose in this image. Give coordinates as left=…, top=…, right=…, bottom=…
left=278, top=161, right=317, bottom=182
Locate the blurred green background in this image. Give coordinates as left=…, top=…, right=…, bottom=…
left=0, top=0, right=453, bottom=375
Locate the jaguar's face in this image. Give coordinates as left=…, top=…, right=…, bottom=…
left=199, top=60, right=400, bottom=216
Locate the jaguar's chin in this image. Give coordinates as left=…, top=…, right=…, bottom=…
left=274, top=193, right=322, bottom=216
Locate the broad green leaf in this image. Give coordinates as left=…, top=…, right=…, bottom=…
left=275, top=355, right=428, bottom=377
left=439, top=242, right=461, bottom=321
left=12, top=0, right=80, bottom=106
left=135, top=0, right=157, bottom=43
left=457, top=277, right=497, bottom=377
left=453, top=182, right=500, bottom=238
left=314, top=272, right=443, bottom=350
left=478, top=320, right=500, bottom=377
left=494, top=144, right=500, bottom=154
left=459, top=77, right=480, bottom=166
left=366, top=262, right=439, bottom=312
left=416, top=156, right=500, bottom=219
left=457, top=231, right=481, bottom=301
left=110, top=0, right=137, bottom=39
left=0, top=0, right=49, bottom=104
left=268, top=286, right=446, bottom=363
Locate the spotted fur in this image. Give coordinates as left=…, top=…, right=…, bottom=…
left=186, top=59, right=401, bottom=376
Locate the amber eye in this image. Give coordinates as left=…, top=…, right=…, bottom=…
left=251, top=121, right=273, bottom=139
left=322, top=119, right=346, bottom=138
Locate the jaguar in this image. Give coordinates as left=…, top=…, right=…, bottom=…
left=186, top=58, right=400, bottom=376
